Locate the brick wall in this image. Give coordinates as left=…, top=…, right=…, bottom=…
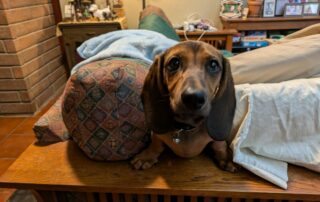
left=0, top=0, right=67, bottom=115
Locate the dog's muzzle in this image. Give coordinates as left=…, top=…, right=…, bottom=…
left=181, top=87, right=206, bottom=110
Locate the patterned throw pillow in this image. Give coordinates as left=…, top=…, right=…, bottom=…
left=33, top=96, right=70, bottom=143
left=62, top=58, right=150, bottom=161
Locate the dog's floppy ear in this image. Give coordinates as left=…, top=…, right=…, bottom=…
left=206, top=56, right=236, bottom=141
left=141, top=54, right=174, bottom=134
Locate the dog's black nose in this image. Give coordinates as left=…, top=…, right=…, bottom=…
left=181, top=88, right=206, bottom=110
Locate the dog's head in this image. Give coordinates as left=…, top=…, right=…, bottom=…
left=142, top=41, right=236, bottom=141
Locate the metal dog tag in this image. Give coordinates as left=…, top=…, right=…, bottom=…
left=173, top=136, right=181, bottom=144
left=172, top=129, right=183, bottom=144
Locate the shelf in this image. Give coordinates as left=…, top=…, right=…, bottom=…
left=221, top=16, right=320, bottom=31
left=176, top=29, right=238, bottom=51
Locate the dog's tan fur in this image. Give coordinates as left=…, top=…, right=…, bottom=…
left=131, top=41, right=236, bottom=171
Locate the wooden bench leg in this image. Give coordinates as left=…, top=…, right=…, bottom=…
left=226, top=35, right=234, bottom=52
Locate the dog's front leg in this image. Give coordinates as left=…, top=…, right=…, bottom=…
left=209, top=140, right=237, bottom=172
left=131, top=133, right=165, bottom=170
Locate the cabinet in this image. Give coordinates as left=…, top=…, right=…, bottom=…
left=58, top=17, right=127, bottom=73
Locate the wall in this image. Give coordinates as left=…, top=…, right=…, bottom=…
left=123, top=0, right=222, bottom=29
left=59, top=0, right=223, bottom=29
left=0, top=0, right=67, bottom=115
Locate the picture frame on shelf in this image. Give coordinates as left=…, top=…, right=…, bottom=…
left=263, top=0, right=276, bottom=17
left=275, top=0, right=290, bottom=16
left=303, top=2, right=319, bottom=16
left=284, top=3, right=304, bottom=16
left=289, top=0, right=306, bottom=2
left=220, top=0, right=243, bottom=19
left=305, top=0, right=320, bottom=2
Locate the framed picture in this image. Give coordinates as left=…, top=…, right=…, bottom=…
left=263, top=0, right=276, bottom=17
left=220, top=0, right=243, bottom=18
left=284, top=3, right=304, bottom=16
left=275, top=0, right=290, bottom=16
left=306, top=0, right=320, bottom=2
left=303, top=2, right=320, bottom=15
left=289, top=0, right=307, bottom=2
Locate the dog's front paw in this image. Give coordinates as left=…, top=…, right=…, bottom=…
left=210, top=141, right=238, bottom=173
left=131, top=152, right=158, bottom=170
left=217, top=159, right=238, bottom=173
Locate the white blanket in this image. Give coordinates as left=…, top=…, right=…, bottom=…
left=230, top=34, right=320, bottom=84
left=232, top=78, right=320, bottom=189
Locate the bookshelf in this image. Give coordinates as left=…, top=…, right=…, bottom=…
left=221, top=16, right=320, bottom=31
left=221, top=16, right=320, bottom=52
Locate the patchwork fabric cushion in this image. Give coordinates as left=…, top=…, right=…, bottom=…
left=62, top=58, right=150, bottom=161
left=33, top=96, right=70, bottom=143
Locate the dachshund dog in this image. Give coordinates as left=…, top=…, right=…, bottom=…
left=131, top=41, right=237, bottom=172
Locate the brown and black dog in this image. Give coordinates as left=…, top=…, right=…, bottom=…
left=131, top=41, right=237, bottom=172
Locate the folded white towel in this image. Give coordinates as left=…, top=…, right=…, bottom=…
left=232, top=78, right=320, bottom=189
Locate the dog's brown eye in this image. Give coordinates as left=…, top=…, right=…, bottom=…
left=167, top=57, right=180, bottom=72
left=207, top=60, right=220, bottom=74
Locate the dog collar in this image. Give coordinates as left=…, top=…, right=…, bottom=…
left=172, top=121, right=196, bottom=144
left=173, top=120, right=195, bottom=131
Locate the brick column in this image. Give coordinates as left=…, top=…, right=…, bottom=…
left=0, top=0, right=67, bottom=115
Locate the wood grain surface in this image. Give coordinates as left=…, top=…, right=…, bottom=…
left=0, top=141, right=319, bottom=201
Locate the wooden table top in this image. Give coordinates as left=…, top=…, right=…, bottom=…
left=0, top=141, right=319, bottom=200
left=221, top=16, right=320, bottom=22
left=176, top=29, right=238, bottom=36
left=58, top=17, right=127, bottom=26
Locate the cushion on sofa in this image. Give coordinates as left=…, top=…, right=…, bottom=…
left=139, top=13, right=180, bottom=41
left=62, top=58, right=150, bottom=161
left=33, top=96, right=70, bottom=144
